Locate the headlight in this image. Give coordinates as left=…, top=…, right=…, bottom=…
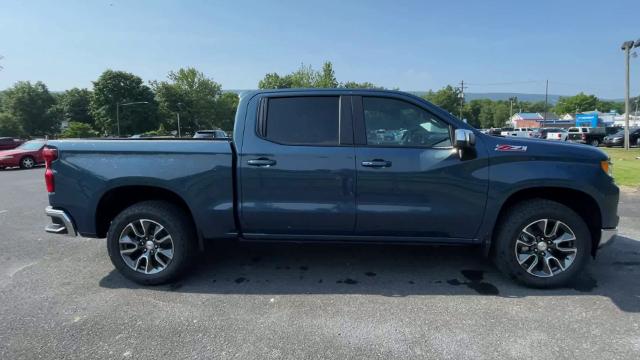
left=0, top=155, right=14, bottom=160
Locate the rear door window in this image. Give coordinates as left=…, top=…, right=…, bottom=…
left=264, top=97, right=339, bottom=145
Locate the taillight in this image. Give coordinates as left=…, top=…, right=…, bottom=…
left=43, top=147, right=58, bottom=193
left=557, top=134, right=561, bottom=138
left=581, top=133, right=586, bottom=140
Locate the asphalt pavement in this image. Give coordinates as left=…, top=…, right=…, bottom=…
left=1, top=167, right=639, bottom=359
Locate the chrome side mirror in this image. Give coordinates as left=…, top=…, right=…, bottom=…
left=454, top=129, right=476, bottom=149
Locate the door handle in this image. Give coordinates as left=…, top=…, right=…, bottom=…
left=361, top=159, right=391, bottom=168
left=247, top=158, right=276, bottom=167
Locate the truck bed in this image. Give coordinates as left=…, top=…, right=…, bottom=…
left=46, top=139, right=237, bottom=239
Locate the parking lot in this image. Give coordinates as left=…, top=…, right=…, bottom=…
left=1, top=167, right=639, bottom=359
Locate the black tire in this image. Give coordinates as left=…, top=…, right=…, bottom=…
left=20, top=156, right=35, bottom=169
left=106, top=200, right=197, bottom=285
left=590, top=139, right=599, bottom=147
left=492, top=199, right=591, bottom=288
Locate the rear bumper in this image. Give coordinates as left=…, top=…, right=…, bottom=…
left=45, top=206, right=77, bottom=237
left=599, top=228, right=617, bottom=248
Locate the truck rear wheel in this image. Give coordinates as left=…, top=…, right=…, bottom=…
left=492, top=199, right=591, bottom=288
left=106, top=200, right=196, bottom=285
left=590, top=139, right=599, bottom=147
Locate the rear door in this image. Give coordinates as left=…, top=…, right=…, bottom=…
left=352, top=95, right=488, bottom=240
left=239, top=95, right=357, bottom=237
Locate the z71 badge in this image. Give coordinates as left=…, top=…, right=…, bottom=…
left=495, top=144, right=527, bottom=152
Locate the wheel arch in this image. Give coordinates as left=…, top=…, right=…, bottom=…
left=488, top=186, right=602, bottom=257
left=95, top=185, right=202, bottom=249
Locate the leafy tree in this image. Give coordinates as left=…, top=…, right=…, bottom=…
left=463, top=100, right=483, bottom=128
left=342, top=81, right=383, bottom=89
left=215, top=92, right=239, bottom=131
left=316, top=61, right=338, bottom=88
left=90, top=70, right=158, bottom=136
left=519, top=101, right=548, bottom=113
left=153, top=67, right=222, bottom=134
left=0, top=112, right=24, bottom=137
left=2, top=81, right=58, bottom=136
left=554, top=92, right=598, bottom=114
left=60, top=121, right=99, bottom=138
left=423, top=85, right=462, bottom=115
left=258, top=73, right=293, bottom=89
left=492, top=102, right=511, bottom=127
left=59, top=88, right=94, bottom=125
left=596, top=99, right=624, bottom=114
left=478, top=101, right=496, bottom=128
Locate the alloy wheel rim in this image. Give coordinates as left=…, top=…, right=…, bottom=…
left=514, top=219, right=578, bottom=278
left=23, top=158, right=34, bottom=168
left=119, top=219, right=174, bottom=274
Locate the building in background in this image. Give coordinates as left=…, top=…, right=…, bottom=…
left=510, top=112, right=571, bottom=128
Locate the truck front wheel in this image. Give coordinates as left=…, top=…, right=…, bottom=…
left=493, top=199, right=591, bottom=288
left=106, top=200, right=197, bottom=285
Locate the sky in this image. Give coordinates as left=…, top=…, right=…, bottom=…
left=0, top=0, right=638, bottom=99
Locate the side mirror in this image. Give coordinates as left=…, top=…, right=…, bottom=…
left=454, top=129, right=476, bottom=149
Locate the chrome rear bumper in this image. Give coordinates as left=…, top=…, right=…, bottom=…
left=599, top=228, right=617, bottom=248
left=45, top=206, right=77, bottom=237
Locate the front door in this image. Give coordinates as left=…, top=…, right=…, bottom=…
left=353, top=95, right=488, bottom=240
left=239, top=95, right=357, bottom=237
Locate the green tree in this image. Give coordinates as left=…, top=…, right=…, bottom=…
left=423, top=85, right=462, bottom=115
left=316, top=61, right=338, bottom=88
left=0, top=112, right=24, bottom=137
left=60, top=121, right=99, bottom=138
left=153, top=67, right=223, bottom=134
left=596, top=100, right=624, bottom=114
left=215, top=92, right=239, bottom=131
left=478, top=101, right=496, bottom=128
left=90, top=70, right=158, bottom=136
left=59, top=88, right=94, bottom=125
left=492, top=102, right=511, bottom=127
left=554, top=92, right=598, bottom=114
left=2, top=81, right=58, bottom=136
left=341, top=81, right=383, bottom=89
left=258, top=73, right=293, bottom=89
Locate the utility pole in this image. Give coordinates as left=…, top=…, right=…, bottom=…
left=622, top=41, right=634, bottom=150
left=176, top=102, right=183, bottom=138
left=458, top=80, right=466, bottom=120
left=543, top=80, right=549, bottom=128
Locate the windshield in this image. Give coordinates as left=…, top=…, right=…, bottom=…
left=17, top=141, right=45, bottom=150
left=612, top=128, right=639, bottom=136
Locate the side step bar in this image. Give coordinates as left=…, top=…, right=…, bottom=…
left=45, top=206, right=77, bottom=237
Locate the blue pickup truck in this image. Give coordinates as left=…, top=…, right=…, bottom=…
left=43, top=89, right=619, bottom=288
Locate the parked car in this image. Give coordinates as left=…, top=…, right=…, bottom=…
left=44, top=89, right=618, bottom=289
left=0, top=140, right=47, bottom=169
left=499, top=127, right=514, bottom=137
left=487, top=128, right=503, bottom=136
left=566, top=127, right=609, bottom=146
left=543, top=128, right=568, bottom=141
left=603, top=127, right=640, bottom=147
left=193, top=130, right=228, bottom=139
left=0, top=137, right=24, bottom=151
left=504, top=128, right=536, bottom=138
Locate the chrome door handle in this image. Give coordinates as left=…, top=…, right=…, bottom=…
left=361, top=159, right=391, bottom=168
left=247, top=158, right=276, bottom=167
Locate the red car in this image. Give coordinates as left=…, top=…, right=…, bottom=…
left=0, top=140, right=47, bottom=169
left=0, top=137, right=24, bottom=151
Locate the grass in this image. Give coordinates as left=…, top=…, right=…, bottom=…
left=602, top=147, right=640, bottom=187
